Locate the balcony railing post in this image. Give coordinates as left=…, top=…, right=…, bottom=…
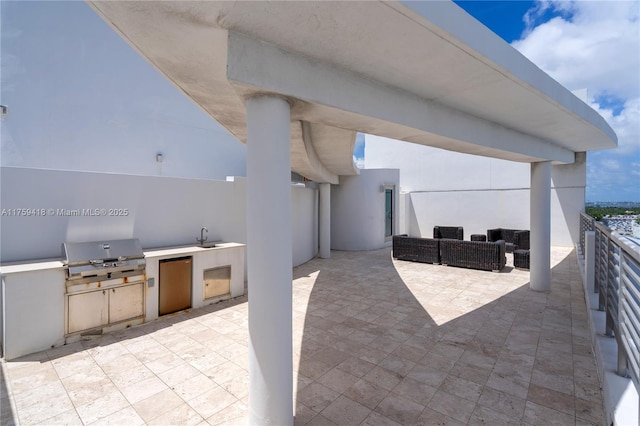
left=617, top=245, right=630, bottom=378
left=585, top=231, right=596, bottom=299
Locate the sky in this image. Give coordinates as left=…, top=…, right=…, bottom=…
left=357, top=0, right=640, bottom=202
left=2, top=1, right=639, bottom=202
left=455, top=0, right=640, bottom=202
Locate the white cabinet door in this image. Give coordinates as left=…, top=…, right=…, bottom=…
left=109, top=282, right=144, bottom=323
left=68, top=290, right=108, bottom=334
left=204, top=266, right=231, bottom=300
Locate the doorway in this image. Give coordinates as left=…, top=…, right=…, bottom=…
left=385, top=187, right=393, bottom=238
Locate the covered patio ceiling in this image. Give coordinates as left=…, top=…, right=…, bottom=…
left=88, top=0, right=617, bottom=183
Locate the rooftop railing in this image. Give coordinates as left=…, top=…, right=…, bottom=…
left=580, top=212, right=640, bottom=393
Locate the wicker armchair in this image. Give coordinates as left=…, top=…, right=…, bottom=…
left=433, top=226, right=464, bottom=240
left=440, top=239, right=506, bottom=272
left=392, top=235, right=441, bottom=264
left=513, top=249, right=530, bottom=269
left=514, top=230, right=530, bottom=250
left=487, top=228, right=529, bottom=253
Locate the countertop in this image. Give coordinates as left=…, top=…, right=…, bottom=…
left=143, top=242, right=245, bottom=258
left=0, top=243, right=245, bottom=275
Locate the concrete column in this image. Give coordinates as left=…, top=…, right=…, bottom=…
left=530, top=161, right=551, bottom=292
left=246, top=95, right=293, bottom=425
left=319, top=183, right=331, bottom=258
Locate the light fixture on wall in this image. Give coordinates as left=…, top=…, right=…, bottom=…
left=0, top=105, right=7, bottom=117
left=156, top=153, right=163, bottom=163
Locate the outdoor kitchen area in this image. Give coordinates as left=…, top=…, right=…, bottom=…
left=0, top=238, right=245, bottom=360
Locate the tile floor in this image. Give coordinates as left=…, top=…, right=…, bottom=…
left=1, top=247, right=605, bottom=425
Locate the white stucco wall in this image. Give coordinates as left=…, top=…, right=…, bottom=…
left=331, top=169, right=400, bottom=251
left=365, top=135, right=585, bottom=247
left=0, top=167, right=317, bottom=266
left=291, top=185, right=319, bottom=267
left=1, top=1, right=246, bottom=181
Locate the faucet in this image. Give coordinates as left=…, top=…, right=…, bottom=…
left=197, top=227, right=208, bottom=245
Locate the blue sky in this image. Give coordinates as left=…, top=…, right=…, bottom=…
left=2, top=1, right=638, bottom=202
left=453, top=1, right=639, bottom=202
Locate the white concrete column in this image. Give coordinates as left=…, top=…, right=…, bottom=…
left=530, top=161, right=551, bottom=292
left=319, top=183, right=331, bottom=258
left=246, top=95, right=293, bottom=425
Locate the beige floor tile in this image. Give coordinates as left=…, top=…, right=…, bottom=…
left=317, top=367, right=359, bottom=394
left=468, top=404, right=518, bottom=425
left=133, top=388, right=185, bottom=423
left=13, top=381, right=75, bottom=425
left=335, top=356, right=376, bottom=378
left=75, top=390, right=130, bottom=424
left=406, top=364, right=448, bottom=388
left=360, top=411, right=402, bottom=426
left=207, top=400, right=248, bottom=425
left=89, top=406, right=145, bottom=426
left=523, top=400, right=575, bottom=425
left=306, top=413, right=339, bottom=426
left=63, top=372, right=119, bottom=407
left=8, top=365, right=60, bottom=396
left=427, top=389, right=477, bottom=424
left=526, top=383, right=575, bottom=416
left=391, top=376, right=437, bottom=406
left=439, top=374, right=484, bottom=403
left=414, top=407, right=466, bottom=425
left=33, top=408, right=83, bottom=425
left=297, top=382, right=341, bottom=413
left=477, top=386, right=526, bottom=420
left=120, top=376, right=169, bottom=404
left=186, top=386, right=238, bottom=420
left=374, top=393, right=425, bottom=425
left=343, top=378, right=390, bottom=410
left=320, top=395, right=371, bottom=425
left=147, top=402, right=205, bottom=426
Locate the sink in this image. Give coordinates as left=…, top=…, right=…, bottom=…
left=199, top=241, right=221, bottom=248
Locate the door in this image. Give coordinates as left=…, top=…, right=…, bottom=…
left=109, top=282, right=144, bottom=323
left=159, top=257, right=192, bottom=315
left=68, top=290, right=108, bottom=334
left=385, top=187, right=393, bottom=237
left=204, top=266, right=231, bottom=300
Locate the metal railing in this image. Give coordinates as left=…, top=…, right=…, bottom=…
left=581, top=212, right=640, bottom=391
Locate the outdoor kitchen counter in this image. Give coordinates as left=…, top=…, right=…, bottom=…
left=0, top=243, right=245, bottom=360
left=0, top=258, right=64, bottom=274
left=143, top=242, right=245, bottom=323
left=1, top=258, right=66, bottom=360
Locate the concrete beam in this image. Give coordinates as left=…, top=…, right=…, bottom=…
left=227, top=32, right=576, bottom=164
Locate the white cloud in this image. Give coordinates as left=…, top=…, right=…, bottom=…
left=514, top=0, right=639, bottom=99
left=588, top=97, right=640, bottom=156
left=513, top=0, right=640, bottom=201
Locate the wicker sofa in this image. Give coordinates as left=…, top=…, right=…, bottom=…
left=392, top=235, right=440, bottom=264
left=487, top=228, right=529, bottom=253
left=440, top=239, right=506, bottom=272
left=393, top=235, right=506, bottom=272
left=433, top=226, right=464, bottom=240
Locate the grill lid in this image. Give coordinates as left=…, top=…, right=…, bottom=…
left=63, top=238, right=145, bottom=279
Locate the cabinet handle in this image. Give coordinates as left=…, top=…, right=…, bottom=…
left=103, top=290, right=106, bottom=294
left=112, top=288, right=116, bottom=293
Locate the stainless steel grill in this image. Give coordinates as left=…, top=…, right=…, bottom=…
left=62, top=238, right=146, bottom=283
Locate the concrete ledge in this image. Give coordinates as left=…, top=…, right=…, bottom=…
left=577, top=246, right=639, bottom=425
